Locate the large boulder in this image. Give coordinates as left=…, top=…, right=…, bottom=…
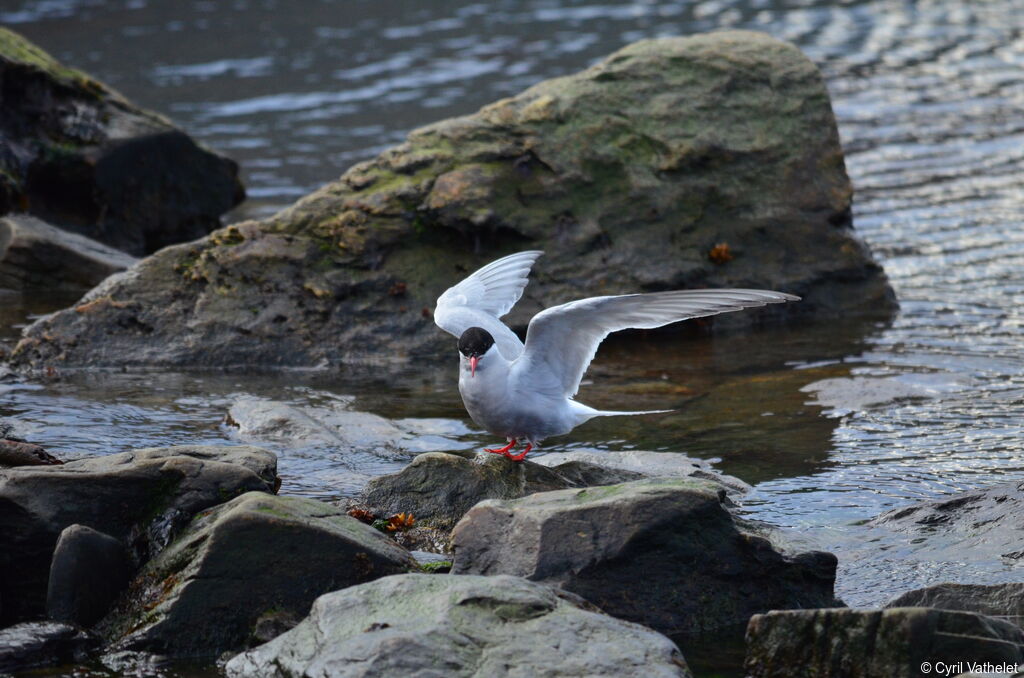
left=0, top=445, right=277, bottom=624
left=100, top=492, right=416, bottom=658
left=0, top=215, right=137, bottom=293
left=451, top=478, right=839, bottom=635
left=9, top=31, right=893, bottom=371
left=745, top=607, right=1024, bottom=678
left=887, top=582, right=1024, bottom=630
left=0, top=27, right=244, bottom=255
left=225, top=574, right=693, bottom=678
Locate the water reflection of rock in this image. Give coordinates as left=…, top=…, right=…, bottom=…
left=565, top=314, right=890, bottom=484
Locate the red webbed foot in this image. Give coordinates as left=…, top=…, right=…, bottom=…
left=484, top=439, right=517, bottom=455
left=505, top=443, right=533, bottom=462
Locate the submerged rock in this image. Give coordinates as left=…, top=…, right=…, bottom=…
left=10, top=30, right=892, bottom=371
left=0, top=27, right=243, bottom=255
left=886, top=582, right=1024, bottom=630
left=225, top=574, right=693, bottom=678
left=0, top=445, right=277, bottom=624
left=451, top=478, right=840, bottom=635
left=0, top=621, right=96, bottom=673
left=0, top=215, right=138, bottom=293
left=869, top=481, right=1024, bottom=565
left=745, top=607, right=1024, bottom=678
left=46, top=524, right=134, bottom=627
left=101, top=492, right=416, bottom=658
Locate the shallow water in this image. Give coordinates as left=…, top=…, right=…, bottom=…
left=4, top=0, right=1024, bottom=673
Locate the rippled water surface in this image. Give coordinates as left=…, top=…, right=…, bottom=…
left=4, top=0, right=1024, bottom=665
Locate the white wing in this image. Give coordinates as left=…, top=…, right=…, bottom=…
left=516, top=289, right=800, bottom=397
left=434, top=250, right=544, bottom=360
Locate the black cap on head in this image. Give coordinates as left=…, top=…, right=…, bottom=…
left=458, top=327, right=494, bottom=358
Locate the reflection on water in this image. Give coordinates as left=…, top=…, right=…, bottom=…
left=2, top=0, right=1024, bottom=663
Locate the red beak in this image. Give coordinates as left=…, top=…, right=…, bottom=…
left=470, top=356, right=478, bottom=377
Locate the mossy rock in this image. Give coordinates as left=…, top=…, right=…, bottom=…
left=11, top=30, right=892, bottom=371
left=0, top=27, right=243, bottom=256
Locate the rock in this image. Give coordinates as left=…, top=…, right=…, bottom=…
left=869, top=481, right=1024, bottom=565
left=745, top=607, right=1024, bottom=678
left=0, top=437, right=62, bottom=467
left=0, top=444, right=277, bottom=625
left=9, top=31, right=892, bottom=371
left=533, top=450, right=751, bottom=495
left=0, top=215, right=138, bottom=293
left=0, top=621, right=96, bottom=673
left=358, top=451, right=643, bottom=532
left=886, top=582, right=1024, bottom=630
left=225, top=574, right=693, bottom=678
left=101, top=492, right=416, bottom=657
left=451, top=478, right=840, bottom=636
left=225, top=397, right=471, bottom=456
left=0, top=27, right=244, bottom=255
left=46, top=524, right=134, bottom=627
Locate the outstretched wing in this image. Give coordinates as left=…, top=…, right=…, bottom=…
left=434, top=250, right=544, bottom=360
left=516, top=289, right=799, bottom=397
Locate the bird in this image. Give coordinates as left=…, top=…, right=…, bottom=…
left=433, top=251, right=799, bottom=462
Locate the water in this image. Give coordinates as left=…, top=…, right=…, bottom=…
left=4, top=0, right=1024, bottom=673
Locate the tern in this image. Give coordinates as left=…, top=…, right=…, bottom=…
left=434, top=251, right=798, bottom=461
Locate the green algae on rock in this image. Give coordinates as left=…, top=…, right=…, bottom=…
left=11, top=31, right=892, bottom=370
left=0, top=27, right=244, bottom=256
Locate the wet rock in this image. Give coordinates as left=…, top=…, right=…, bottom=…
left=10, top=31, right=892, bottom=371
left=451, top=478, right=840, bottom=635
left=225, top=574, right=693, bottom=678
left=534, top=450, right=750, bottom=495
left=0, top=27, right=243, bottom=255
left=745, top=607, right=1024, bottom=678
left=47, top=524, right=134, bottom=627
left=101, top=492, right=416, bottom=658
left=869, top=481, right=1024, bottom=566
left=358, top=450, right=642, bottom=532
left=0, top=215, right=138, bottom=293
left=0, top=437, right=62, bottom=467
left=225, top=397, right=467, bottom=457
left=0, top=621, right=96, bottom=673
left=0, top=444, right=277, bottom=624
left=886, top=582, right=1024, bottom=630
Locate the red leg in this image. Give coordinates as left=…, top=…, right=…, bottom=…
left=484, top=439, right=517, bottom=455
left=506, top=443, right=533, bottom=462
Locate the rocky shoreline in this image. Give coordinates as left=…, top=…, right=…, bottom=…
left=2, top=443, right=1022, bottom=678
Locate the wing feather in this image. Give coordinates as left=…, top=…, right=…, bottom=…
left=517, top=289, right=799, bottom=397
left=434, top=251, right=544, bottom=359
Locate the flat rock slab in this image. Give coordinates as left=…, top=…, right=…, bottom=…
left=887, top=582, right=1024, bottom=630
left=0, top=215, right=138, bottom=292
left=225, top=574, right=692, bottom=678
left=358, top=451, right=643, bottom=532
left=10, top=30, right=892, bottom=371
left=745, top=607, right=1024, bottom=678
left=101, top=492, right=416, bottom=658
left=0, top=444, right=277, bottom=624
left=0, top=27, right=243, bottom=255
left=452, top=478, right=839, bottom=635
left=870, top=481, right=1024, bottom=564
left=0, top=621, right=96, bottom=673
